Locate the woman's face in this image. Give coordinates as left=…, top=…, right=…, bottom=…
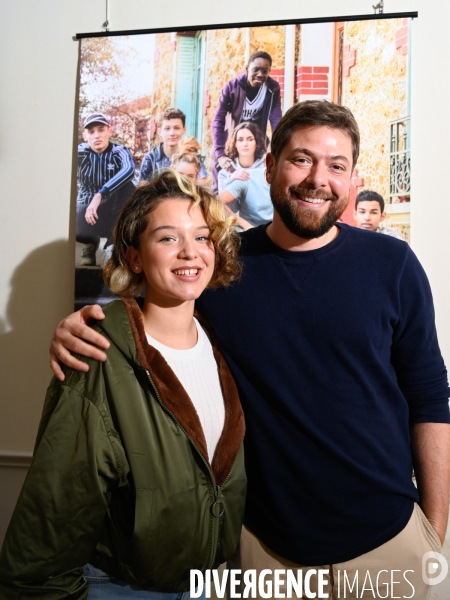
left=127, top=198, right=215, bottom=307
left=175, top=160, right=198, bottom=182
left=235, top=129, right=257, bottom=162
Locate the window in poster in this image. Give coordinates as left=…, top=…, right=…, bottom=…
left=74, top=14, right=414, bottom=309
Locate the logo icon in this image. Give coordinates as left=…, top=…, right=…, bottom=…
left=422, top=551, right=448, bottom=586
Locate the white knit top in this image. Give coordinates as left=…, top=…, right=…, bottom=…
left=145, top=318, right=225, bottom=461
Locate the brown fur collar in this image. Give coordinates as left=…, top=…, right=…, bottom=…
left=122, top=297, right=245, bottom=486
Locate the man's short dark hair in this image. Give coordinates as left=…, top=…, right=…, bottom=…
left=161, top=107, right=186, bottom=127
left=247, top=51, right=273, bottom=67
left=270, top=100, right=360, bottom=168
left=355, top=190, right=385, bottom=212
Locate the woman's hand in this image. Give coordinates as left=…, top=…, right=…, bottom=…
left=49, top=305, right=110, bottom=381
left=85, top=193, right=102, bottom=225
left=230, top=170, right=250, bottom=182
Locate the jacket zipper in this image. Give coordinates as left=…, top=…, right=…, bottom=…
left=144, top=369, right=229, bottom=570
left=208, top=484, right=222, bottom=569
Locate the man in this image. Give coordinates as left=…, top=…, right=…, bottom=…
left=77, top=112, right=135, bottom=266
left=51, top=101, right=449, bottom=598
left=139, top=107, right=207, bottom=183
left=211, top=51, right=282, bottom=190
left=354, top=189, right=404, bottom=239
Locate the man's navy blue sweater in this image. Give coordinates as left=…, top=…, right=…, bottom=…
left=197, top=223, right=450, bottom=565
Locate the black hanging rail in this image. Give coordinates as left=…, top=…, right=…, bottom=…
left=75, top=11, right=418, bottom=39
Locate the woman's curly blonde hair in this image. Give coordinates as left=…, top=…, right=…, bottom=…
left=103, top=169, right=241, bottom=297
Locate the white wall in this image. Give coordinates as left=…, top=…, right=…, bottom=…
left=1, top=0, right=449, bottom=576
left=300, top=22, right=334, bottom=101
left=301, top=22, right=334, bottom=70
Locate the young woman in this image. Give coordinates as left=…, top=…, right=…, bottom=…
left=218, top=122, right=273, bottom=231
left=0, top=170, right=246, bottom=599
left=172, top=138, right=203, bottom=183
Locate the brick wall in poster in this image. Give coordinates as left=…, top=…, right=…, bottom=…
left=396, top=18, right=409, bottom=55
left=295, top=66, right=329, bottom=98
left=270, top=68, right=285, bottom=99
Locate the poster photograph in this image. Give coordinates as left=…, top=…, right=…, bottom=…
left=75, top=15, right=412, bottom=309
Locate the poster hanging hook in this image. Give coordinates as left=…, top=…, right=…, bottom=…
left=372, top=0, right=384, bottom=14
left=102, top=0, right=110, bottom=32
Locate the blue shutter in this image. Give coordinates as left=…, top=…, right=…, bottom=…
left=175, top=36, right=196, bottom=136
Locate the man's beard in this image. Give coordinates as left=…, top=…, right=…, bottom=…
left=270, top=183, right=349, bottom=240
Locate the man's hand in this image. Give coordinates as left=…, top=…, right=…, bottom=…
left=411, top=422, right=450, bottom=544
left=217, top=156, right=234, bottom=172
left=49, top=305, right=110, bottom=381
left=85, top=193, right=102, bottom=225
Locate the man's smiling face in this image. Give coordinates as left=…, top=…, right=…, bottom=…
left=266, top=126, right=353, bottom=240
left=247, top=58, right=271, bottom=88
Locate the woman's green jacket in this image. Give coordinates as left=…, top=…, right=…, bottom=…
left=0, top=299, right=246, bottom=598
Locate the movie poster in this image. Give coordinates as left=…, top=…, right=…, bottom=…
left=75, top=16, right=412, bottom=309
